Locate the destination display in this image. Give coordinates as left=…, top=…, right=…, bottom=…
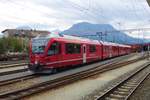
left=32, top=38, right=49, bottom=46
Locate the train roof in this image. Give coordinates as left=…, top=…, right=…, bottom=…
left=117, top=44, right=131, bottom=48
left=100, top=41, right=119, bottom=46
left=99, top=41, right=131, bottom=48
left=34, top=33, right=100, bottom=44
left=33, top=33, right=131, bottom=47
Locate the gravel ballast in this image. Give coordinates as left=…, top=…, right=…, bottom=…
left=128, top=74, right=150, bottom=100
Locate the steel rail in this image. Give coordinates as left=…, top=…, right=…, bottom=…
left=0, top=63, right=27, bottom=69
left=0, top=74, right=35, bottom=87
left=95, top=63, right=150, bottom=100
left=0, top=60, right=28, bottom=66
left=0, top=68, right=29, bottom=76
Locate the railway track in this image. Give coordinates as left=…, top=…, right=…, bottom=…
left=0, top=74, right=35, bottom=87
left=0, top=66, right=28, bottom=76
left=0, top=54, right=147, bottom=100
left=0, top=56, right=125, bottom=88
left=94, top=63, right=150, bottom=100
left=0, top=63, right=27, bottom=69
left=0, top=61, right=28, bottom=76
left=0, top=60, right=28, bottom=66
left=0, top=53, right=141, bottom=87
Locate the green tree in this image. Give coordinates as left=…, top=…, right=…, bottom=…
left=0, top=38, right=6, bottom=54
left=0, top=37, right=29, bottom=54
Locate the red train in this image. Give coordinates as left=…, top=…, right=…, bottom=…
left=28, top=33, right=131, bottom=73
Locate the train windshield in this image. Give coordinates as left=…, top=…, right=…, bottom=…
left=32, top=38, right=49, bottom=54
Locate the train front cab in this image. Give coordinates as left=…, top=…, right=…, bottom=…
left=28, top=38, right=62, bottom=73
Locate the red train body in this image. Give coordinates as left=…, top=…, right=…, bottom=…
left=28, top=33, right=131, bottom=73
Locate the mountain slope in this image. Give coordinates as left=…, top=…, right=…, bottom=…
left=61, top=22, right=145, bottom=44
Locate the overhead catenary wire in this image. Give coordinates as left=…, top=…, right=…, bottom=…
left=4, top=0, right=150, bottom=34
left=139, top=0, right=150, bottom=16
left=131, top=0, right=143, bottom=20
left=140, top=0, right=150, bottom=22
left=79, top=27, right=150, bottom=39
left=64, top=0, right=109, bottom=23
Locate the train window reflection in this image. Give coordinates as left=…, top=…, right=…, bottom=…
left=65, top=43, right=81, bottom=54
left=32, top=45, right=45, bottom=54
left=48, top=42, right=60, bottom=56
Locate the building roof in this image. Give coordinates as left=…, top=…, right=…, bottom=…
left=2, top=29, right=49, bottom=33
left=1, top=29, right=50, bottom=38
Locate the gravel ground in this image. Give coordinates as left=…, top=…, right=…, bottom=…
left=127, top=53, right=144, bottom=61
left=0, top=76, right=42, bottom=94
left=128, top=74, right=150, bottom=100
left=23, top=59, right=149, bottom=100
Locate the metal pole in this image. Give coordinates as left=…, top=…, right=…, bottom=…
left=148, top=44, right=150, bottom=60
left=105, top=31, right=107, bottom=41
left=96, top=32, right=103, bottom=41
left=113, top=34, right=115, bottom=43
left=96, top=32, right=107, bottom=42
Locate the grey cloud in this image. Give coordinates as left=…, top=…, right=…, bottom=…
left=0, top=0, right=150, bottom=32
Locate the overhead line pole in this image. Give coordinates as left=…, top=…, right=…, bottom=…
left=104, top=27, right=150, bottom=33
left=79, top=27, right=150, bottom=44
left=80, top=27, right=150, bottom=37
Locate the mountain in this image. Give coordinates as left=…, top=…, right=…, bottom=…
left=61, top=22, right=146, bottom=44
left=51, top=29, right=61, bottom=33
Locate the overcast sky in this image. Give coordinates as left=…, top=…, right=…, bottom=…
left=0, top=0, right=150, bottom=39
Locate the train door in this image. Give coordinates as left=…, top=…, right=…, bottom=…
left=109, top=46, right=112, bottom=58
left=83, top=45, right=86, bottom=63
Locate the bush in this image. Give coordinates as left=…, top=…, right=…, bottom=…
left=0, top=37, right=29, bottom=54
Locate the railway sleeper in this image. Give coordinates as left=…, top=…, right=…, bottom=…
left=125, top=82, right=138, bottom=85
left=105, top=97, right=119, bottom=100
left=129, top=79, right=139, bottom=82
left=117, top=88, right=130, bottom=92
left=114, top=90, right=129, bottom=95
left=120, top=85, right=133, bottom=89
left=123, top=83, right=137, bottom=87
left=109, top=93, right=126, bottom=99
left=9, top=95, right=18, bottom=99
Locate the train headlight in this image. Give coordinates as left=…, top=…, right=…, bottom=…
left=35, top=60, right=38, bottom=64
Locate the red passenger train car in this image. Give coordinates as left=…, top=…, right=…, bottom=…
left=28, top=33, right=132, bottom=73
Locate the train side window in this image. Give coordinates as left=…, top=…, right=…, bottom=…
left=74, top=44, right=81, bottom=53
left=48, top=42, right=60, bottom=56
left=89, top=45, right=96, bottom=53
left=65, top=43, right=81, bottom=54
left=66, top=43, right=73, bottom=54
